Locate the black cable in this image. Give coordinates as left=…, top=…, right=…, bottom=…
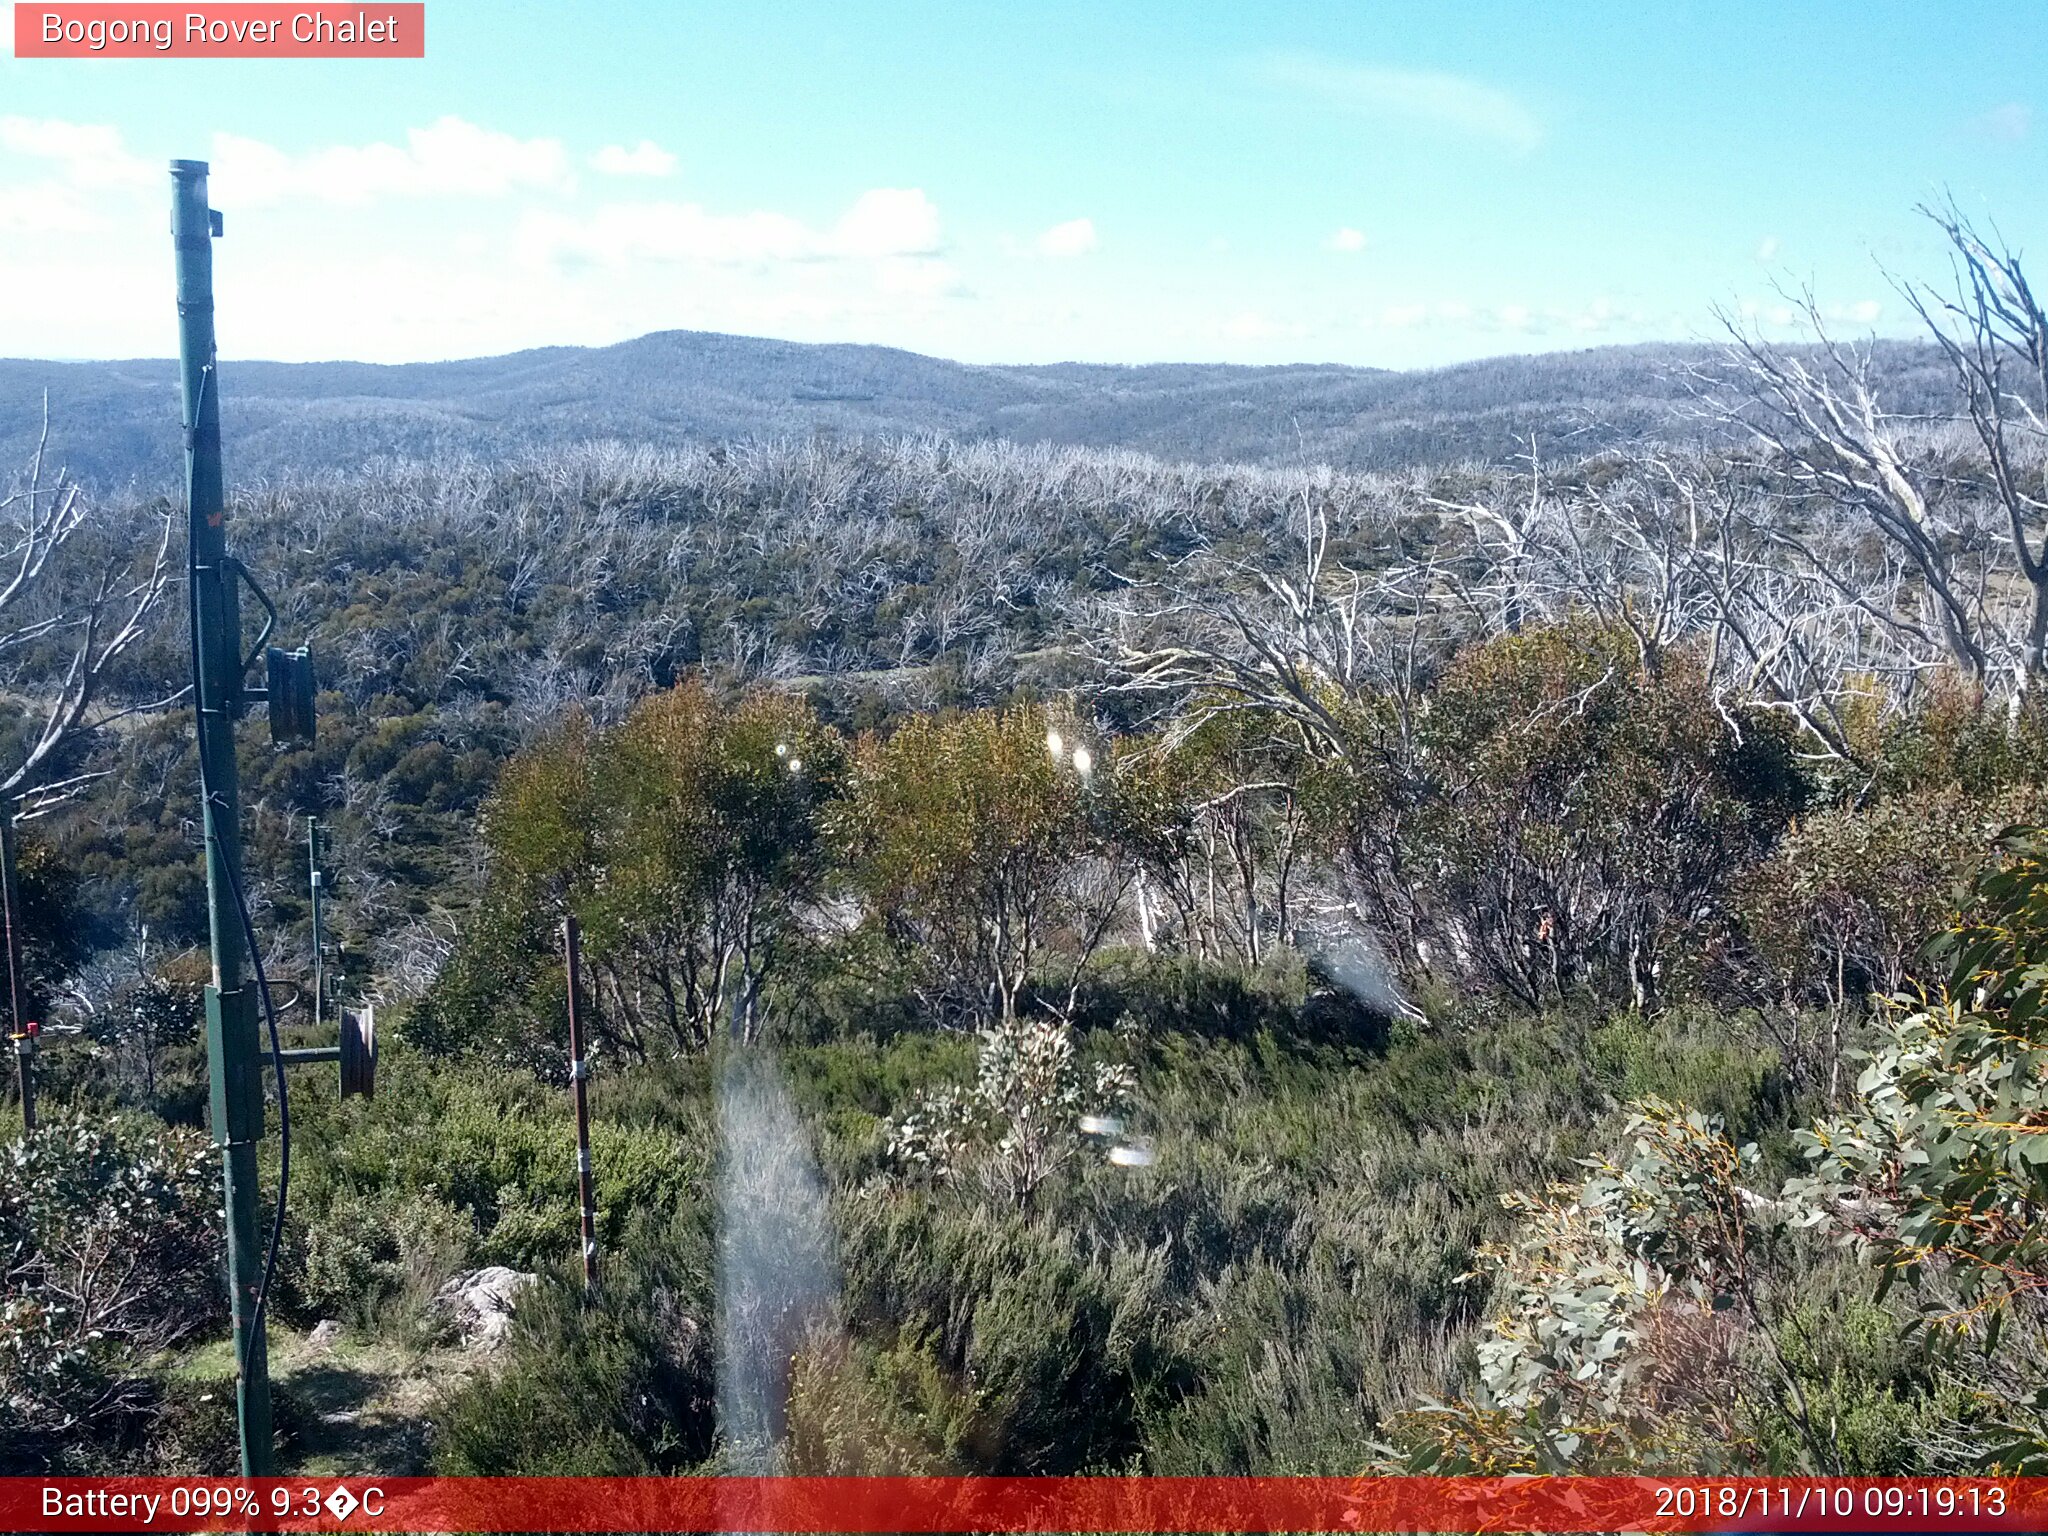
left=225, top=854, right=289, bottom=1343
left=184, top=360, right=290, bottom=1348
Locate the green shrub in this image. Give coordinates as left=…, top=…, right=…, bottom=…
left=281, top=1042, right=700, bottom=1273
left=1588, top=1005, right=1795, bottom=1153
left=284, top=1190, right=476, bottom=1339
left=143, top=1375, right=243, bottom=1476
left=1788, top=827, right=2048, bottom=1470
left=1337, top=622, right=1807, bottom=1008
left=784, top=1330, right=981, bottom=1473
left=0, top=1111, right=223, bottom=1472
left=1736, top=785, right=2040, bottom=1014
left=1745, top=1262, right=1977, bottom=1474
left=432, top=1212, right=715, bottom=1475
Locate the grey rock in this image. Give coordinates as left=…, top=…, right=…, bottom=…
left=431, top=1265, right=539, bottom=1351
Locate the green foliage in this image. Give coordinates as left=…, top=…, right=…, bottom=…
left=432, top=1213, right=715, bottom=1475
left=1587, top=1006, right=1795, bottom=1152
left=282, top=1042, right=700, bottom=1274
left=1340, top=622, right=1806, bottom=1007
left=1109, top=713, right=1313, bottom=966
left=1406, top=826, right=2048, bottom=1478
left=143, top=1375, right=244, bottom=1475
left=1071, top=948, right=1317, bottom=1046
left=784, top=1329, right=982, bottom=1473
left=0, top=1111, right=223, bottom=1471
left=1788, top=827, right=2048, bottom=1468
left=285, top=1190, right=475, bottom=1339
left=11, top=433, right=2035, bottom=1482
left=821, top=986, right=1761, bottom=1475
left=421, top=678, right=842, bottom=1064
left=61, top=944, right=207, bottom=1114
left=885, top=1014, right=1135, bottom=1205
left=10, top=833, right=91, bottom=1021
left=1746, top=1264, right=1979, bottom=1474
left=1385, top=1100, right=1776, bottom=1473
left=1855, top=675, right=2048, bottom=801
left=1738, top=785, right=2040, bottom=1011
left=837, top=705, right=1116, bottom=1022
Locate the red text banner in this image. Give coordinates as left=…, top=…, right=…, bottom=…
left=14, top=4, right=424, bottom=57
left=5, top=1476, right=2048, bottom=1533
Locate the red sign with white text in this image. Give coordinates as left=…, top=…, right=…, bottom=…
left=5, top=1477, right=2048, bottom=1533
left=13, top=3, right=423, bottom=56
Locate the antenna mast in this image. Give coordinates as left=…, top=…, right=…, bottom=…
left=172, top=157, right=273, bottom=1476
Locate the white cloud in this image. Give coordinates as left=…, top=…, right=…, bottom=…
left=875, top=256, right=963, bottom=298
left=1326, top=227, right=1368, bottom=253
left=1974, top=103, right=2032, bottom=142
left=0, top=116, right=151, bottom=188
left=1259, top=54, right=1542, bottom=154
left=828, top=188, right=941, bottom=258
left=590, top=140, right=677, bottom=178
left=0, top=182, right=112, bottom=234
left=1738, top=298, right=1799, bottom=328
left=1371, top=300, right=1474, bottom=330
left=210, top=117, right=573, bottom=206
left=1036, top=217, right=1097, bottom=257
left=0, top=123, right=973, bottom=362
left=1366, top=296, right=1632, bottom=335
left=1569, top=297, right=1617, bottom=332
left=1222, top=310, right=1314, bottom=343
left=521, top=187, right=943, bottom=269
left=1755, top=235, right=1780, bottom=262
left=521, top=201, right=811, bottom=266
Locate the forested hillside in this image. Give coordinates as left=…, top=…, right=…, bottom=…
left=0, top=331, right=1958, bottom=490
left=4, top=210, right=2047, bottom=1483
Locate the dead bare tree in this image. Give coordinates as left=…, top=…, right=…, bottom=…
left=1708, top=206, right=2048, bottom=704
left=1523, top=453, right=1902, bottom=763
left=1900, top=199, right=2048, bottom=692
left=1708, top=297, right=1994, bottom=680
left=1098, top=479, right=1456, bottom=762
left=0, top=398, right=177, bottom=815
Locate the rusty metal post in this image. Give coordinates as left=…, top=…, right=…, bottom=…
left=2, top=804, right=32, bottom=1133
left=308, top=816, right=324, bottom=1035
left=562, top=915, right=599, bottom=1293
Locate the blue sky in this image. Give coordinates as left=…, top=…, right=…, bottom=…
left=2, top=1, right=2042, bottom=367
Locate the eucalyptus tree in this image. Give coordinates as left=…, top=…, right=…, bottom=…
left=835, top=705, right=1126, bottom=1023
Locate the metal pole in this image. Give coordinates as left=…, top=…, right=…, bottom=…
left=2, top=805, right=33, bottom=1133
left=173, top=158, right=271, bottom=1476
left=308, top=817, right=323, bottom=1034
left=562, top=916, right=599, bottom=1294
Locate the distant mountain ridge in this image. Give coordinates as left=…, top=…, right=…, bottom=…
left=0, top=328, right=1947, bottom=490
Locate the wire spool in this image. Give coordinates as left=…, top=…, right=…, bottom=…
left=338, top=1004, right=376, bottom=1098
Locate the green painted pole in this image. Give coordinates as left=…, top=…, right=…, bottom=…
left=172, top=158, right=272, bottom=1476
